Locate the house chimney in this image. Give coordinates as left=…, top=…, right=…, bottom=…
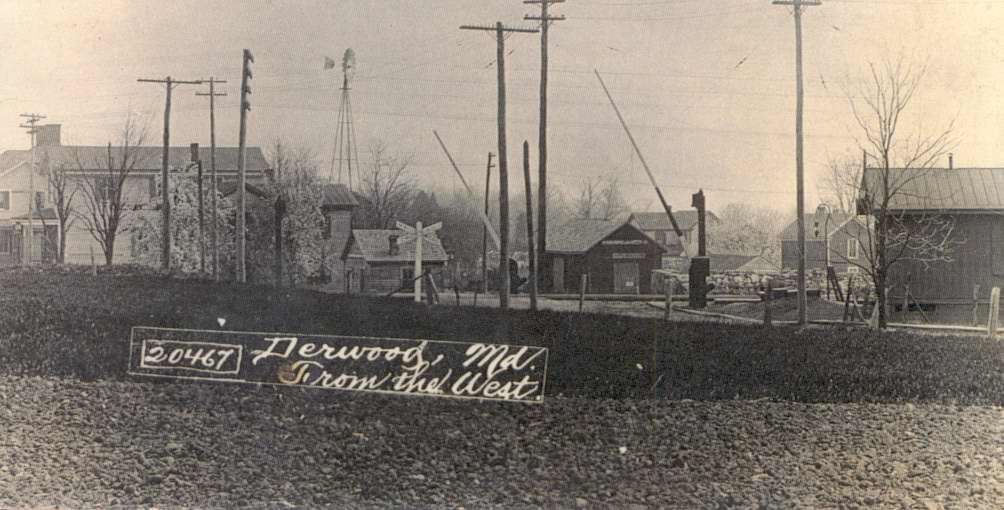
left=35, top=124, right=61, bottom=147
left=389, top=234, right=399, bottom=255
left=948, top=153, right=954, bottom=170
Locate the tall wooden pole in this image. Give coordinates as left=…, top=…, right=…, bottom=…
left=774, top=0, right=820, bottom=325
left=522, top=141, right=538, bottom=311
left=18, top=114, right=44, bottom=265
left=196, top=78, right=227, bottom=281
left=138, top=76, right=202, bottom=271
left=237, top=50, right=254, bottom=283
left=482, top=152, right=494, bottom=295
left=190, top=143, right=205, bottom=273
left=525, top=0, right=565, bottom=291
left=460, top=22, right=537, bottom=311
left=495, top=23, right=511, bottom=310
left=161, top=78, right=173, bottom=270
left=415, top=221, right=424, bottom=303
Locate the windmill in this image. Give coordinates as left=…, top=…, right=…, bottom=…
left=327, top=48, right=360, bottom=190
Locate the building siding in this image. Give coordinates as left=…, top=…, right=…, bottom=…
left=550, top=223, right=663, bottom=294
left=888, top=214, right=1001, bottom=304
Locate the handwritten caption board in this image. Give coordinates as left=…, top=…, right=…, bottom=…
left=128, top=327, right=548, bottom=403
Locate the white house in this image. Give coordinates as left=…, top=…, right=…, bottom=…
left=0, top=124, right=270, bottom=266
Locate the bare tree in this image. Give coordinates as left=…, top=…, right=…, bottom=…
left=572, top=175, right=626, bottom=220
left=819, top=154, right=863, bottom=214
left=42, top=152, right=77, bottom=263
left=75, top=114, right=149, bottom=265
left=843, top=56, right=958, bottom=328
left=357, top=142, right=415, bottom=229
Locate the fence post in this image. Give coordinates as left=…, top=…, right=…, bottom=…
left=578, top=274, right=588, bottom=313
left=973, top=284, right=981, bottom=327
left=664, top=276, right=673, bottom=321
left=763, top=279, right=773, bottom=327
left=988, top=287, right=1000, bottom=339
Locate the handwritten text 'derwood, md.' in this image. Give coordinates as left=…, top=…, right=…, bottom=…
left=128, top=327, right=548, bottom=403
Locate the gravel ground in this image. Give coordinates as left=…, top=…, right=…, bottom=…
left=2, top=376, right=1003, bottom=509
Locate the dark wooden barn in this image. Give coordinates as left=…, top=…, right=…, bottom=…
left=545, top=217, right=666, bottom=294
left=860, top=166, right=1004, bottom=312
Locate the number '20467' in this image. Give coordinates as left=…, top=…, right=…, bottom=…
left=140, top=339, right=242, bottom=374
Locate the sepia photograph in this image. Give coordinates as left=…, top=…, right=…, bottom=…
left=2, top=0, right=1004, bottom=508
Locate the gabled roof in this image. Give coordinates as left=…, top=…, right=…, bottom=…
left=860, top=167, right=1004, bottom=211
left=709, top=252, right=759, bottom=272
left=321, top=183, right=359, bottom=209
left=547, top=217, right=665, bottom=255
left=736, top=255, right=780, bottom=273
left=346, top=229, right=448, bottom=263
left=780, top=211, right=856, bottom=241
left=0, top=146, right=270, bottom=174
left=629, top=210, right=718, bottom=232
left=219, top=181, right=269, bottom=199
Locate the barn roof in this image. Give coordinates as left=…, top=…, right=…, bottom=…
left=346, top=229, right=448, bottom=263
left=321, top=183, right=359, bottom=209
left=629, top=210, right=717, bottom=232
left=860, top=167, right=1004, bottom=211
left=780, top=211, right=856, bottom=241
left=547, top=217, right=665, bottom=255
left=219, top=181, right=269, bottom=198
left=0, top=146, right=270, bottom=174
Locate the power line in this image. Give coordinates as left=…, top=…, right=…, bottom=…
left=136, top=76, right=203, bottom=272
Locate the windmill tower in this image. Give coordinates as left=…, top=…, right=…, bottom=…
left=329, top=48, right=360, bottom=190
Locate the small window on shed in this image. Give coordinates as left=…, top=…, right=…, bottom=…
left=994, top=221, right=1004, bottom=276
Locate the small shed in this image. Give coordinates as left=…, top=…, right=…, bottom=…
left=546, top=217, right=666, bottom=294
left=320, top=183, right=359, bottom=291
left=341, top=228, right=448, bottom=294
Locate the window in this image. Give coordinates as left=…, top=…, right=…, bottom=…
left=847, top=238, right=859, bottom=259
left=847, top=266, right=859, bottom=275
left=34, top=191, right=45, bottom=210
left=0, top=190, right=9, bottom=210
left=401, top=267, right=415, bottom=290
left=0, top=229, right=12, bottom=253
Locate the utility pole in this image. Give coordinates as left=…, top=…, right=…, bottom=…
left=522, top=141, right=538, bottom=311
left=237, top=49, right=254, bottom=283
left=138, top=76, right=202, bottom=272
left=460, top=21, right=538, bottom=311
left=190, top=143, right=205, bottom=273
left=774, top=0, right=820, bottom=325
left=482, top=152, right=494, bottom=295
left=18, top=113, right=45, bottom=266
left=524, top=0, right=564, bottom=292
left=196, top=77, right=227, bottom=281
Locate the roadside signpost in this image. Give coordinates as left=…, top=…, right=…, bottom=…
left=396, top=220, right=442, bottom=303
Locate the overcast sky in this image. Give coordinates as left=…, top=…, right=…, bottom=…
left=2, top=0, right=1003, bottom=214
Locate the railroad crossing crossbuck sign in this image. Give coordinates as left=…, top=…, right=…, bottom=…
left=396, top=221, right=442, bottom=303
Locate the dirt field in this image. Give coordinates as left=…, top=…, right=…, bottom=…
left=2, top=376, right=1003, bottom=509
